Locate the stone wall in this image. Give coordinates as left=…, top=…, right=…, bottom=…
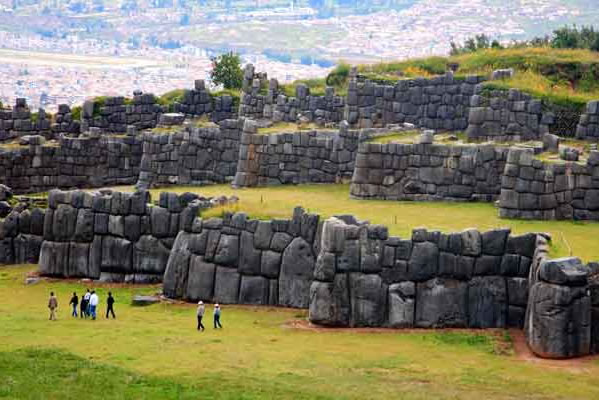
left=0, top=207, right=46, bottom=265
left=525, top=233, right=595, bottom=359
left=498, top=148, right=599, bottom=220
left=576, top=100, right=599, bottom=141
left=350, top=142, right=508, bottom=202
left=466, top=89, right=553, bottom=141
left=136, top=119, right=242, bottom=189
left=81, top=93, right=165, bottom=133
left=172, top=79, right=237, bottom=122
left=0, top=135, right=143, bottom=195
left=238, top=64, right=345, bottom=124
left=344, top=73, right=483, bottom=129
left=232, top=120, right=361, bottom=187
left=38, top=189, right=200, bottom=283
left=0, top=99, right=52, bottom=142
left=309, top=217, right=535, bottom=329
left=163, top=207, right=320, bottom=308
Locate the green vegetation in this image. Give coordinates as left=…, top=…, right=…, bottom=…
left=354, top=47, right=599, bottom=110
left=2, top=264, right=599, bottom=399
left=256, top=121, right=332, bottom=135
left=212, top=88, right=241, bottom=109
left=71, top=105, right=82, bottom=121
left=157, top=89, right=185, bottom=108
left=210, top=52, right=243, bottom=90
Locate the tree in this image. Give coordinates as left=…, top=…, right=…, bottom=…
left=210, top=52, right=243, bottom=89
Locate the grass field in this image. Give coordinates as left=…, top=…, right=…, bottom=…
left=1, top=264, right=599, bottom=399
left=100, top=183, right=599, bottom=262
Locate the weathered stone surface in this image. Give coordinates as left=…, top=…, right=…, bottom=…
left=39, top=241, right=69, bottom=276
left=527, top=282, right=591, bottom=358
left=468, top=276, right=507, bottom=328
left=162, top=231, right=192, bottom=299
left=185, top=256, right=216, bottom=301
left=214, top=234, right=239, bottom=267
left=131, top=295, right=161, bottom=306
left=309, top=274, right=350, bottom=326
left=132, top=235, right=170, bottom=275
left=239, top=275, right=269, bottom=305
left=539, top=257, right=588, bottom=286
left=213, top=266, right=241, bottom=304
left=238, top=231, right=261, bottom=275
left=415, top=278, right=468, bottom=328
left=408, top=242, right=438, bottom=281
left=279, top=237, right=315, bottom=308
left=349, top=273, right=386, bottom=327
left=388, top=282, right=415, bottom=328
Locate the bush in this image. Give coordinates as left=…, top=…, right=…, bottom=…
left=325, top=63, right=350, bottom=87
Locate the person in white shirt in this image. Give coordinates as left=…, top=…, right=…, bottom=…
left=196, top=301, right=205, bottom=331
left=88, top=290, right=99, bottom=320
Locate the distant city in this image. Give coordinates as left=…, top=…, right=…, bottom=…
left=0, top=0, right=596, bottom=111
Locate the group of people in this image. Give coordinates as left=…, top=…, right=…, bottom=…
left=48, top=290, right=223, bottom=330
left=47, top=290, right=116, bottom=321
left=196, top=301, right=223, bottom=331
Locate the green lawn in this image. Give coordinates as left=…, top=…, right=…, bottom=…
left=1, top=265, right=599, bottom=399
left=105, top=183, right=599, bottom=262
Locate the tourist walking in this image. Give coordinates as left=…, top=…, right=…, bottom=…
left=69, top=292, right=78, bottom=317
left=213, top=304, right=222, bottom=329
left=106, top=292, right=116, bottom=319
left=196, top=301, right=205, bottom=331
left=81, top=289, right=90, bottom=319
left=88, top=290, right=99, bottom=320
left=48, top=292, right=58, bottom=321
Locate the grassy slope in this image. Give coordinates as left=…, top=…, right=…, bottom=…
left=102, top=184, right=599, bottom=262
left=1, top=265, right=599, bottom=399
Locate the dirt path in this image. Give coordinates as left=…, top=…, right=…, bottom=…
left=286, top=320, right=599, bottom=372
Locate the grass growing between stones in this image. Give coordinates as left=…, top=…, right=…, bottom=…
left=105, top=183, right=599, bottom=262
left=257, top=122, right=335, bottom=135
left=1, top=265, right=599, bottom=399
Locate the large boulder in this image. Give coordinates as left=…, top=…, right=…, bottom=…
left=162, top=231, right=193, bottom=299
left=309, top=274, right=350, bottom=326
left=279, top=237, right=315, bottom=308
left=388, top=282, right=415, bottom=328
left=468, top=276, right=507, bottom=328
left=213, top=266, right=240, bottom=304
left=238, top=275, right=269, bottom=305
left=349, top=273, right=386, bottom=327
left=415, top=278, right=468, bottom=328
left=527, top=282, right=591, bottom=358
left=132, top=235, right=170, bottom=276
left=539, top=257, right=588, bottom=286
left=185, top=256, right=216, bottom=301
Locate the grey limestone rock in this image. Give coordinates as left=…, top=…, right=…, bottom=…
left=415, top=278, right=468, bottom=328
left=388, top=282, right=415, bottom=328
left=279, top=237, right=315, bottom=308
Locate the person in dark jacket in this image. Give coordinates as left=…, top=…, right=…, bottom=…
left=81, top=289, right=90, bottom=319
left=69, top=292, right=78, bottom=317
left=106, top=292, right=116, bottom=319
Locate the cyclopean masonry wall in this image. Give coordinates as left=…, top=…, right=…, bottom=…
left=0, top=99, right=52, bottom=142
left=465, top=89, right=553, bottom=142
left=0, top=207, right=46, bottom=265
left=350, top=141, right=508, bottom=202
left=309, top=217, right=535, bottom=329
left=38, top=189, right=200, bottom=283
left=238, top=64, right=345, bottom=124
left=344, top=72, right=483, bottom=129
left=576, top=100, right=599, bottom=141
left=135, top=119, right=242, bottom=189
left=162, top=207, right=320, bottom=308
left=498, top=148, right=599, bottom=220
left=0, top=134, right=143, bottom=195
left=171, top=79, right=236, bottom=122
left=81, top=93, right=165, bottom=133
left=232, top=120, right=362, bottom=187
